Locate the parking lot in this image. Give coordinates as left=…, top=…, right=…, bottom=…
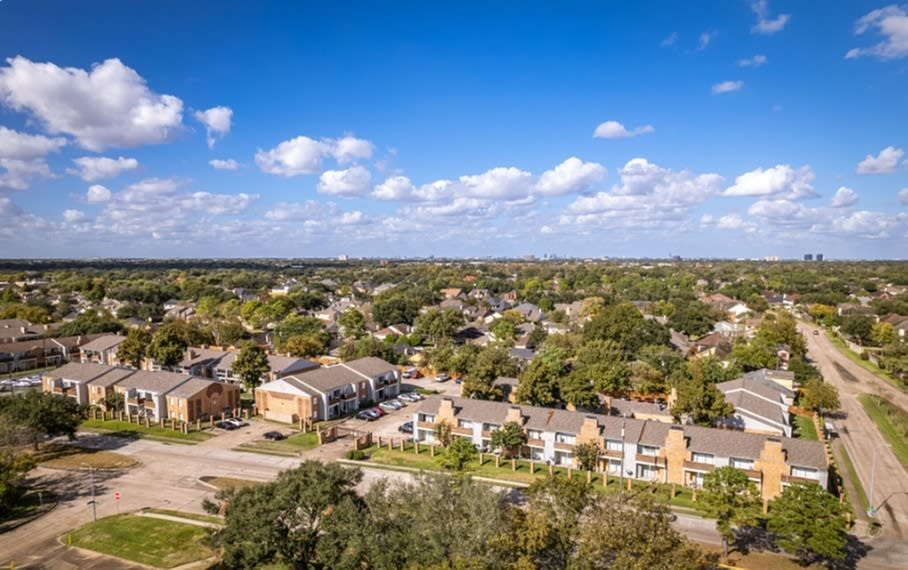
left=337, top=371, right=463, bottom=439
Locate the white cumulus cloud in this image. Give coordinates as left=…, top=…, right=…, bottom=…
left=62, top=209, right=86, bottom=222
left=712, top=80, right=743, bottom=94
left=209, top=159, right=240, bottom=171
left=899, top=188, right=908, bottom=205
left=846, top=5, right=908, bottom=60
left=0, top=126, right=66, bottom=159
left=751, top=0, right=790, bottom=34
left=317, top=166, right=372, bottom=197
left=737, top=54, right=768, bottom=67
left=0, top=56, right=183, bottom=151
left=459, top=166, right=533, bottom=200
left=831, top=187, right=859, bottom=208
left=534, top=157, right=606, bottom=196
left=724, top=165, right=817, bottom=200
left=0, top=158, right=54, bottom=191
left=67, top=156, right=138, bottom=181
left=593, top=120, right=655, bottom=139
left=194, top=106, right=232, bottom=148
left=856, top=146, right=904, bottom=174
left=255, top=134, right=374, bottom=176
left=86, top=184, right=112, bottom=203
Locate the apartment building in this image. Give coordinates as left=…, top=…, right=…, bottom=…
left=716, top=369, right=796, bottom=437
left=41, top=362, right=238, bottom=422
left=412, top=396, right=827, bottom=501
left=255, top=357, right=399, bottom=423
left=79, top=334, right=127, bottom=365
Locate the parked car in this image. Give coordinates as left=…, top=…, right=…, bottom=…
left=224, top=417, right=248, bottom=428
left=434, top=373, right=450, bottom=383
left=215, top=421, right=238, bottom=430
left=356, top=409, right=380, bottom=421
left=399, top=421, right=414, bottom=434
left=263, top=431, right=285, bottom=441
left=398, top=392, right=421, bottom=403
left=378, top=401, right=398, bottom=412
left=369, top=406, right=385, bottom=417
left=402, top=368, right=422, bottom=379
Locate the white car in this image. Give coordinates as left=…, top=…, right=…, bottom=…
left=378, top=401, right=398, bottom=412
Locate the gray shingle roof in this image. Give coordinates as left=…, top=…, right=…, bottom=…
left=341, top=357, right=396, bottom=378
left=289, top=366, right=361, bottom=394
left=115, top=370, right=192, bottom=395
left=166, top=377, right=232, bottom=399
left=724, top=391, right=787, bottom=427
left=45, top=362, right=116, bottom=384
left=80, top=335, right=127, bottom=352
left=89, top=367, right=137, bottom=388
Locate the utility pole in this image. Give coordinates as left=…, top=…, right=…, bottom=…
left=619, top=415, right=627, bottom=491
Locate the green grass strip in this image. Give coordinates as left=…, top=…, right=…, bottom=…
left=858, top=394, right=908, bottom=471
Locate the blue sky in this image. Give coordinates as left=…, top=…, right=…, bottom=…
left=1, top=1, right=907, bottom=259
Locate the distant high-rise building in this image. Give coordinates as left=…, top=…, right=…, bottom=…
left=804, top=254, right=814, bottom=261
left=816, top=253, right=824, bottom=262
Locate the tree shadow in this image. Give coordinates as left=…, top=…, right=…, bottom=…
left=732, top=525, right=780, bottom=555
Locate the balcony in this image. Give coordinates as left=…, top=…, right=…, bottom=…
left=328, top=395, right=340, bottom=404
left=526, top=438, right=545, bottom=448
left=683, top=460, right=715, bottom=473
left=144, top=400, right=156, bottom=409
left=452, top=426, right=472, bottom=437
left=417, top=421, right=435, bottom=430
left=127, top=396, right=143, bottom=406
left=781, top=473, right=816, bottom=484
left=341, top=392, right=357, bottom=400
left=602, top=449, right=623, bottom=459
left=635, top=454, right=667, bottom=467
left=52, top=386, right=71, bottom=395
left=554, top=441, right=575, bottom=452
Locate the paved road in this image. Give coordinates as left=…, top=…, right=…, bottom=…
left=799, top=323, right=908, bottom=538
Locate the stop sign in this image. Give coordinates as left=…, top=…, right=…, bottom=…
left=115, top=492, right=120, bottom=501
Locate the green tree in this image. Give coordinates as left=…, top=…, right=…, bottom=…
left=583, top=302, right=668, bottom=354
left=282, top=335, right=325, bottom=358
left=148, top=325, right=188, bottom=368
left=573, top=441, right=600, bottom=472
left=117, top=328, right=151, bottom=368
left=54, top=309, right=124, bottom=337
left=516, top=347, right=565, bottom=407
left=460, top=345, right=517, bottom=400
left=767, top=483, right=848, bottom=566
left=232, top=342, right=270, bottom=395
left=697, top=466, right=762, bottom=558
left=439, top=437, right=476, bottom=472
left=800, top=378, right=840, bottom=412
left=489, top=421, right=526, bottom=458
left=559, top=372, right=600, bottom=410
left=672, top=360, right=735, bottom=426
left=574, top=493, right=718, bottom=570
left=668, top=300, right=719, bottom=337
left=840, top=315, right=874, bottom=345
left=415, top=308, right=465, bottom=344
left=0, top=391, right=85, bottom=449
left=871, top=322, right=897, bottom=346
left=338, top=308, right=367, bottom=339
left=204, top=461, right=362, bottom=569
left=433, top=420, right=453, bottom=447
left=273, top=315, right=330, bottom=353
left=102, top=390, right=125, bottom=414
left=0, top=448, right=36, bottom=517
left=571, top=339, right=631, bottom=395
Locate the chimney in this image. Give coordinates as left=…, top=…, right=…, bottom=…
left=601, top=395, right=612, bottom=415
left=578, top=415, right=602, bottom=446
left=438, top=398, right=455, bottom=422
left=506, top=406, right=523, bottom=426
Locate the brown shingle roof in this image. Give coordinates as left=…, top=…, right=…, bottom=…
left=45, top=362, right=115, bottom=384
left=80, top=335, right=126, bottom=352
left=115, top=370, right=191, bottom=394
left=341, top=357, right=396, bottom=378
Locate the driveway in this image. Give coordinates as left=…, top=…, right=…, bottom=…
left=799, top=323, right=908, bottom=539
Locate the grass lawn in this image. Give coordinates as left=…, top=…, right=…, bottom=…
left=858, top=394, right=908, bottom=470
left=794, top=415, right=819, bottom=440
left=363, top=445, right=698, bottom=510
left=80, top=418, right=213, bottom=444
left=836, top=443, right=869, bottom=512
left=236, top=430, right=319, bottom=455
left=35, top=444, right=138, bottom=470
left=143, top=508, right=224, bottom=525
left=65, top=514, right=212, bottom=569
left=826, top=333, right=906, bottom=392
left=414, top=387, right=441, bottom=396
left=199, top=476, right=261, bottom=490
left=701, top=544, right=821, bottom=570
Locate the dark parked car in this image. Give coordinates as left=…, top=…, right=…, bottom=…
left=263, top=431, right=285, bottom=441
left=216, top=421, right=238, bottom=430
left=398, top=421, right=414, bottom=434
left=356, top=410, right=379, bottom=421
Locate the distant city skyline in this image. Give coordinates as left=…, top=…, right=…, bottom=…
left=1, top=1, right=907, bottom=259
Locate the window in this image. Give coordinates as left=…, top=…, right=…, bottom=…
left=606, top=439, right=623, bottom=452
left=419, top=413, right=436, bottom=423
left=607, top=459, right=622, bottom=474
left=791, top=466, right=818, bottom=480
left=637, top=444, right=658, bottom=456
left=636, top=464, right=657, bottom=480
left=554, top=432, right=576, bottom=444
left=482, top=423, right=500, bottom=432
left=729, top=457, right=754, bottom=470
left=527, top=429, right=543, bottom=440
left=691, top=453, right=714, bottom=465
left=458, top=419, right=473, bottom=429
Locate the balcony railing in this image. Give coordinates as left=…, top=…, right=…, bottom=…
left=683, top=460, right=715, bottom=473
left=635, top=454, right=667, bottom=467
left=416, top=421, right=435, bottom=430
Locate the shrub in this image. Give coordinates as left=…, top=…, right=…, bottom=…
left=345, top=449, right=367, bottom=460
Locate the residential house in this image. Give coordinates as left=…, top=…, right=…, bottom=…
left=689, top=332, right=733, bottom=360
left=80, top=334, right=127, bottom=365
left=373, top=323, right=413, bottom=340
left=0, top=319, right=52, bottom=344
left=879, top=314, right=908, bottom=339
left=42, top=362, right=119, bottom=405
left=170, top=347, right=319, bottom=386
left=0, top=338, right=67, bottom=373
left=412, top=396, right=828, bottom=500
left=440, top=288, right=463, bottom=299
left=717, top=370, right=797, bottom=437
left=512, top=302, right=544, bottom=323
left=255, top=357, right=399, bottom=423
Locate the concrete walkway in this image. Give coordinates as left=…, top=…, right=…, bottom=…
left=136, top=511, right=223, bottom=529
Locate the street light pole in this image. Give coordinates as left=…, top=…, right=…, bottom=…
left=619, top=415, right=627, bottom=491
left=868, top=444, right=891, bottom=518
left=83, top=464, right=97, bottom=522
